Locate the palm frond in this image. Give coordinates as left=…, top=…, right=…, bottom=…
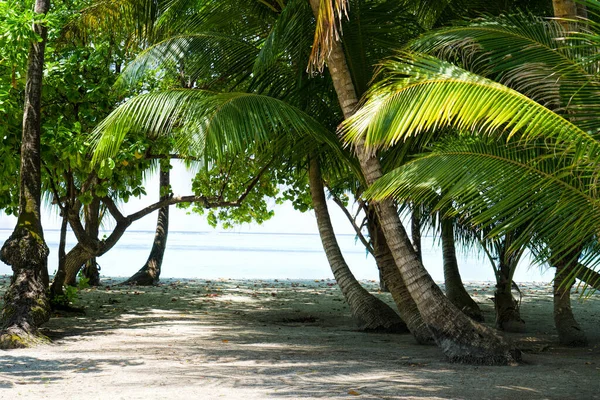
left=308, top=0, right=350, bottom=73
left=407, top=14, right=600, bottom=130
left=92, top=89, right=343, bottom=164
left=116, top=33, right=260, bottom=88
left=366, top=137, right=600, bottom=261
left=343, top=53, right=599, bottom=158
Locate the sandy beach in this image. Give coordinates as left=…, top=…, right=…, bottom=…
left=0, top=277, right=599, bottom=399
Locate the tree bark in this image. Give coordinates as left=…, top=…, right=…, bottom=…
left=441, top=218, right=484, bottom=321
left=50, top=212, right=69, bottom=301
left=121, top=166, right=171, bottom=286
left=411, top=206, right=422, bottom=263
left=308, top=158, right=407, bottom=332
left=494, top=262, right=525, bottom=333
left=308, top=0, right=519, bottom=364
left=0, top=0, right=51, bottom=349
left=366, top=209, right=434, bottom=344
left=552, top=0, right=587, bottom=29
left=80, top=198, right=101, bottom=286
left=552, top=251, right=588, bottom=346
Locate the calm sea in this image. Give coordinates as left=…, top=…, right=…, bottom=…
left=0, top=229, right=552, bottom=282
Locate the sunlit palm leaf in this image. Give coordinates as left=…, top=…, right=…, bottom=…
left=343, top=53, right=598, bottom=158
left=408, top=14, right=600, bottom=131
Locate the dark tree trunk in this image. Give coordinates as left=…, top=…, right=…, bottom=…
left=441, top=218, right=484, bottom=322
left=366, top=210, right=434, bottom=344
left=0, top=0, right=51, bottom=349
left=552, top=251, right=588, bottom=346
left=80, top=198, right=101, bottom=286
left=494, top=262, right=525, bottom=333
left=121, top=166, right=171, bottom=286
left=50, top=244, right=94, bottom=296
left=411, top=206, right=422, bottom=263
left=308, top=0, right=519, bottom=364
left=308, top=158, right=407, bottom=332
left=50, top=212, right=69, bottom=301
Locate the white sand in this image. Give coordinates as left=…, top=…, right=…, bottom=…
left=0, top=278, right=599, bottom=399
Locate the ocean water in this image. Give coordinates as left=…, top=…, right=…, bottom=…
left=0, top=228, right=552, bottom=282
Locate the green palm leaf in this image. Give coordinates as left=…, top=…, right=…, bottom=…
left=343, top=53, right=598, bottom=156
left=92, top=89, right=343, bottom=164
left=366, top=137, right=600, bottom=261
left=116, top=33, right=260, bottom=88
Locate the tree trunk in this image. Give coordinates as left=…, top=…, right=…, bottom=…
left=50, top=212, right=69, bottom=301
left=121, top=166, right=171, bottom=286
left=80, top=198, right=101, bottom=286
left=494, top=262, right=525, bottom=333
left=552, top=251, right=588, bottom=346
left=0, top=0, right=51, bottom=349
left=366, top=210, right=434, bottom=344
left=553, top=0, right=578, bottom=19
left=308, top=158, right=407, bottom=332
left=441, top=218, right=484, bottom=321
left=411, top=206, right=422, bottom=263
left=50, top=243, right=94, bottom=296
left=308, top=0, right=519, bottom=364
left=553, top=0, right=587, bottom=29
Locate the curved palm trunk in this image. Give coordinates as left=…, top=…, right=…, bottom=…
left=121, top=167, right=170, bottom=286
left=366, top=211, right=434, bottom=344
left=552, top=251, right=588, bottom=346
left=309, top=0, right=518, bottom=364
left=309, top=158, right=407, bottom=332
left=0, top=0, right=51, bottom=349
left=441, top=218, right=484, bottom=321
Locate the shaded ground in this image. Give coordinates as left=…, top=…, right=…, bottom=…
left=0, top=278, right=599, bottom=399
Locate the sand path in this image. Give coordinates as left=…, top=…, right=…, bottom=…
left=1, top=279, right=599, bottom=399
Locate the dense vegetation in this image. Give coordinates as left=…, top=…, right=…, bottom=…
left=0, top=0, right=598, bottom=366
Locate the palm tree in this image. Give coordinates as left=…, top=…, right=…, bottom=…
left=309, top=156, right=408, bottom=332
left=121, top=162, right=171, bottom=286
left=0, top=0, right=52, bottom=348
left=309, top=0, right=518, bottom=364
left=346, top=8, right=600, bottom=346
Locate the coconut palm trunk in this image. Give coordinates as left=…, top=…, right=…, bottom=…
left=552, top=249, right=588, bottom=346
left=308, top=0, right=518, bottom=364
left=365, top=210, right=434, bottom=344
left=411, top=206, right=422, bottom=263
left=122, top=165, right=171, bottom=286
left=308, top=158, right=407, bottom=332
left=493, top=256, right=525, bottom=333
left=441, top=218, right=483, bottom=321
left=0, top=0, right=51, bottom=349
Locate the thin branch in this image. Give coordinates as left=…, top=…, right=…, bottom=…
left=328, top=188, right=373, bottom=254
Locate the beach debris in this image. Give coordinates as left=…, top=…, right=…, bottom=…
left=348, top=390, right=360, bottom=396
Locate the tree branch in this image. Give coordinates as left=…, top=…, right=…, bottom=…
left=328, top=188, right=374, bottom=254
